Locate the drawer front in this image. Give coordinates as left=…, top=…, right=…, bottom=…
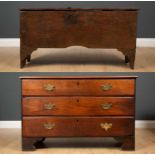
left=23, top=117, right=134, bottom=137
left=23, top=97, right=134, bottom=116
left=21, top=11, right=137, bottom=48
left=22, top=79, right=135, bottom=96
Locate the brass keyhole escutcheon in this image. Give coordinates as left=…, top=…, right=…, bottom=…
left=44, top=103, right=55, bottom=110
left=101, top=84, right=112, bottom=91
left=43, top=123, right=55, bottom=130
left=43, top=84, right=55, bottom=91
left=100, top=123, right=112, bottom=131
left=101, top=103, right=112, bottom=110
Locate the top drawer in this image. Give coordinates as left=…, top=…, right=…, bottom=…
left=22, top=79, right=135, bottom=96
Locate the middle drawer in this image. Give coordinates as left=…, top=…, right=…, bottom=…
left=23, top=97, right=134, bottom=116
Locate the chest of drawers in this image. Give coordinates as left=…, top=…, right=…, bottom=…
left=20, top=8, right=138, bottom=69
left=20, top=76, right=137, bottom=151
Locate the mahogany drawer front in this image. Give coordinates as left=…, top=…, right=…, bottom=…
left=21, top=10, right=137, bottom=48
left=22, top=79, right=135, bottom=96
left=23, top=117, right=134, bottom=137
left=23, top=97, right=134, bottom=116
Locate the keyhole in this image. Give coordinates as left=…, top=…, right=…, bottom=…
left=76, top=81, right=80, bottom=86
left=67, top=7, right=72, bottom=9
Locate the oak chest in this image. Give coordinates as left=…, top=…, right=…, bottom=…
left=20, top=76, right=137, bottom=150
left=20, top=8, right=138, bottom=69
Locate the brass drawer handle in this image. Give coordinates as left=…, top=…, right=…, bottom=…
left=101, top=84, right=112, bottom=91
left=100, top=123, right=112, bottom=131
left=44, top=103, right=55, bottom=110
left=101, top=103, right=112, bottom=110
left=43, top=84, right=55, bottom=91
left=43, top=123, right=55, bottom=130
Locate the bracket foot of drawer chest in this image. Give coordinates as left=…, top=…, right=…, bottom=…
left=22, top=137, right=45, bottom=151
left=22, top=136, right=135, bottom=151
left=20, top=76, right=137, bottom=151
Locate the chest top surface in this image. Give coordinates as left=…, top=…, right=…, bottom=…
left=20, top=76, right=138, bottom=79
left=20, top=8, right=138, bottom=11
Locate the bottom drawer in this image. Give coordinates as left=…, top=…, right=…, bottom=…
left=23, top=117, right=134, bottom=137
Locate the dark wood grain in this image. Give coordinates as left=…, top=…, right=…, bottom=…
left=20, top=8, right=138, bottom=11
left=20, top=9, right=137, bottom=68
left=21, top=76, right=136, bottom=151
left=23, top=97, right=134, bottom=116
left=22, top=79, right=135, bottom=96
left=23, top=116, right=134, bottom=137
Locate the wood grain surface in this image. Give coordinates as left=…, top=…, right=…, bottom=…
left=22, top=79, right=135, bottom=96
left=23, top=97, right=134, bottom=116
left=23, top=116, right=134, bottom=137
left=20, top=9, right=137, bottom=68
